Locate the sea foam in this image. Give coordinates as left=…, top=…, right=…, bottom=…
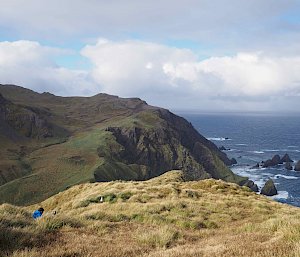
left=272, top=191, right=289, bottom=200
left=207, top=137, right=231, bottom=141
left=274, top=174, right=298, bottom=180
left=251, top=151, right=265, bottom=154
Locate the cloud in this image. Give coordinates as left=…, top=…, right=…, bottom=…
left=165, top=52, right=300, bottom=97
left=1, top=0, right=299, bottom=54
left=0, top=40, right=97, bottom=96
left=1, top=39, right=300, bottom=112
left=81, top=39, right=196, bottom=96
left=82, top=39, right=300, bottom=105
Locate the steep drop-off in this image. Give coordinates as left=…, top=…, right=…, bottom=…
left=0, top=84, right=249, bottom=205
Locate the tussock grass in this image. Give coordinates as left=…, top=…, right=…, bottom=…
left=136, top=226, right=180, bottom=248
left=1, top=170, right=300, bottom=256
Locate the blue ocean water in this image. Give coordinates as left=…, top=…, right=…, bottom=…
left=182, top=113, right=300, bottom=207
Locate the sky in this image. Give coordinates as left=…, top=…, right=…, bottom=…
left=1, top=0, right=300, bottom=112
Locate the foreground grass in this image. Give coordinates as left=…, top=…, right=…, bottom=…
left=1, top=170, right=300, bottom=257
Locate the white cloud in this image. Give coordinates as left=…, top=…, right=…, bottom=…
left=1, top=39, right=300, bottom=112
left=169, top=52, right=300, bottom=97
left=81, top=39, right=300, bottom=102
left=0, top=40, right=97, bottom=96
left=81, top=39, right=196, bottom=96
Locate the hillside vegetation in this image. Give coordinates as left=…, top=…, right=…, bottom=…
left=0, top=84, right=246, bottom=205
left=1, top=171, right=300, bottom=257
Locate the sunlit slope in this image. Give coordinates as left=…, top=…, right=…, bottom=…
left=1, top=171, right=300, bottom=257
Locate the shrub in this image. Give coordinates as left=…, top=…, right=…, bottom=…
left=103, top=193, right=117, bottom=203
left=85, top=212, right=108, bottom=220
left=119, top=192, right=133, bottom=201
left=36, top=215, right=82, bottom=231
left=136, top=226, right=180, bottom=248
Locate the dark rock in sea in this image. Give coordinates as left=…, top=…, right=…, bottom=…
left=261, top=179, right=277, bottom=196
left=295, top=161, right=300, bottom=171
left=262, top=159, right=274, bottom=168
left=272, top=154, right=281, bottom=165
left=225, top=137, right=229, bottom=140
left=230, top=158, right=237, bottom=165
left=251, top=163, right=260, bottom=169
left=263, top=155, right=281, bottom=168
left=243, top=180, right=259, bottom=192
left=285, top=162, right=293, bottom=171
left=281, top=154, right=293, bottom=163
left=219, top=146, right=226, bottom=151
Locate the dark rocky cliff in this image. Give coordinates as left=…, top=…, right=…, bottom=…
left=95, top=109, right=242, bottom=184
left=0, top=93, right=68, bottom=140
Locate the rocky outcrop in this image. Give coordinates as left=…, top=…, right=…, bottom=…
left=251, top=163, right=260, bottom=169
left=262, top=159, right=274, bottom=168
left=230, top=158, right=237, bottom=165
left=99, top=121, right=243, bottom=183
left=281, top=154, right=293, bottom=163
left=262, top=154, right=294, bottom=168
left=272, top=155, right=281, bottom=165
left=0, top=93, right=68, bottom=139
left=242, top=180, right=259, bottom=192
left=261, top=179, right=277, bottom=196
left=263, top=155, right=282, bottom=168
left=294, top=161, right=300, bottom=172
left=285, top=162, right=293, bottom=170
left=219, top=146, right=227, bottom=151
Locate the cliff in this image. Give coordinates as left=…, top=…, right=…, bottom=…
left=0, top=84, right=248, bottom=205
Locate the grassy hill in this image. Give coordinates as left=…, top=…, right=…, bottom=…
left=1, top=171, right=300, bottom=257
left=0, top=84, right=247, bottom=205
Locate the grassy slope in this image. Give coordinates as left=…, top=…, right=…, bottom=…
left=0, top=108, right=244, bottom=206
left=1, top=171, right=300, bottom=257
left=0, top=113, right=156, bottom=205
left=0, top=85, right=156, bottom=204
left=0, top=85, right=245, bottom=206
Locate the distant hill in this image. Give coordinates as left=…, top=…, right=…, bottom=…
left=0, top=84, right=249, bottom=205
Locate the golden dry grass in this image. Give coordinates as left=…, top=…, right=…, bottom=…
left=1, top=170, right=300, bottom=257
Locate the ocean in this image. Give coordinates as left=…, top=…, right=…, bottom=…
left=182, top=113, right=300, bottom=207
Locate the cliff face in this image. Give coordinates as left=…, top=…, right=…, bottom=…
left=0, top=93, right=68, bottom=140
left=0, top=84, right=248, bottom=205
left=0, top=92, right=68, bottom=186
left=95, top=109, right=241, bottom=184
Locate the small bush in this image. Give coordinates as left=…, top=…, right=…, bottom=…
left=203, top=220, right=218, bottom=229
left=185, top=190, right=200, bottom=198
left=131, top=213, right=144, bottom=222
left=136, top=226, right=180, bottom=248
left=85, top=212, right=108, bottom=220
left=103, top=193, right=117, bottom=203
left=109, top=214, right=130, bottom=222
left=36, top=215, right=82, bottom=231
left=119, top=192, right=133, bottom=201
left=76, top=200, right=91, bottom=208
